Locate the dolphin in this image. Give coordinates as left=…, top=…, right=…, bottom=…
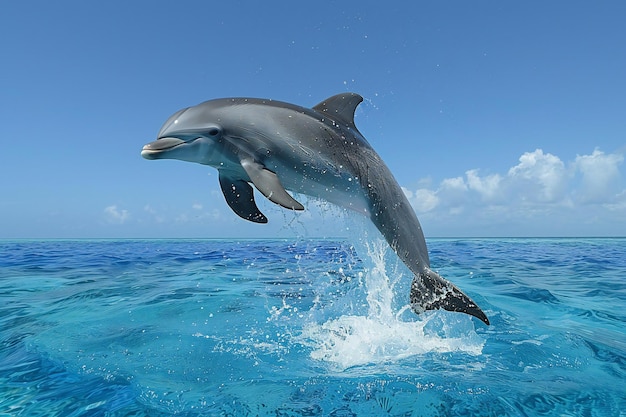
left=141, top=93, right=489, bottom=325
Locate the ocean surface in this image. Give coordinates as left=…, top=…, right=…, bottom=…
left=0, top=237, right=624, bottom=416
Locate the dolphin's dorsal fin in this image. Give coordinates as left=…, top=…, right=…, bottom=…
left=312, top=93, right=363, bottom=129
left=218, top=172, right=268, bottom=223
left=240, top=158, right=305, bottom=211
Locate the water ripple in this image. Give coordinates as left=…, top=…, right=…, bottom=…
left=1, top=238, right=624, bottom=415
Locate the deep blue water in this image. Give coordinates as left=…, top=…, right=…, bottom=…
left=0, top=238, right=624, bottom=416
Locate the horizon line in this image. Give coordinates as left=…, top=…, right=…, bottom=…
left=2, top=236, right=625, bottom=241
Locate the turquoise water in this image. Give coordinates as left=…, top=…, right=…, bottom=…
left=1, top=238, right=624, bottom=416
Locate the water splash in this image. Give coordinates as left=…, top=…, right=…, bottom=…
left=301, top=239, right=485, bottom=370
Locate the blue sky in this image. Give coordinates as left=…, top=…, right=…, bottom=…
left=1, top=1, right=624, bottom=238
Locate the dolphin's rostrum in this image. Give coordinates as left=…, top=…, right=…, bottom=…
left=142, top=93, right=490, bottom=325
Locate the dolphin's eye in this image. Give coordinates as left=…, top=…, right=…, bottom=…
left=207, top=128, right=220, bottom=137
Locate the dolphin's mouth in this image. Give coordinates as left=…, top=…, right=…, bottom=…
left=141, top=137, right=185, bottom=159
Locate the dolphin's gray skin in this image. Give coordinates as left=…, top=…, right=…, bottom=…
left=142, top=93, right=489, bottom=325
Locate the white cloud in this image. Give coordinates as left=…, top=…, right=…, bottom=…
left=144, top=204, right=164, bottom=223
left=104, top=205, right=130, bottom=224
left=192, top=203, right=203, bottom=210
left=437, top=177, right=468, bottom=209
left=507, top=149, right=567, bottom=202
left=604, top=190, right=626, bottom=212
left=441, top=176, right=467, bottom=191
left=402, top=148, right=625, bottom=235
left=402, top=187, right=439, bottom=212
left=466, top=169, right=502, bottom=201
left=574, top=148, right=623, bottom=203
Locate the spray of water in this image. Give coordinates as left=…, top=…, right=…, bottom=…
left=301, top=238, right=485, bottom=370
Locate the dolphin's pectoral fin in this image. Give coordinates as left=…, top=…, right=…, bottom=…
left=410, top=269, right=490, bottom=325
left=218, top=172, right=268, bottom=223
left=240, top=159, right=305, bottom=211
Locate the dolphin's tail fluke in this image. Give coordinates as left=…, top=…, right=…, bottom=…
left=410, top=269, right=490, bottom=325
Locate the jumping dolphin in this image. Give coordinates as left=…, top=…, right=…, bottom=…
left=141, top=93, right=489, bottom=325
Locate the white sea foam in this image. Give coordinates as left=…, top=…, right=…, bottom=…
left=301, top=239, right=485, bottom=370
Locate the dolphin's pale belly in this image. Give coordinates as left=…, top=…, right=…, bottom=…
left=272, top=160, right=371, bottom=216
